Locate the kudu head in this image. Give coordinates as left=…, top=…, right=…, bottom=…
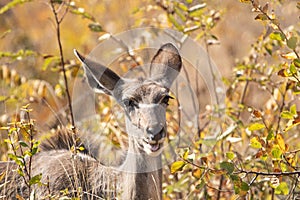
left=74, top=43, right=182, bottom=157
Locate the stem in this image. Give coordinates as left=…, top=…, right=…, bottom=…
left=275, top=82, right=288, bottom=134
left=50, top=0, right=75, bottom=127
left=237, top=169, right=300, bottom=176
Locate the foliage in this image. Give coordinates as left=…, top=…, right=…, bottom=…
left=0, top=0, right=299, bottom=199
left=1, top=104, right=41, bottom=197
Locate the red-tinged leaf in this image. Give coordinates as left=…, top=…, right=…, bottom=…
left=253, top=110, right=262, bottom=118
left=293, top=115, right=300, bottom=124
left=210, top=169, right=227, bottom=175
left=277, top=69, right=288, bottom=77
left=252, top=0, right=259, bottom=8
left=262, top=3, right=269, bottom=12
left=255, top=149, right=264, bottom=158
left=201, top=157, right=208, bottom=165
left=255, top=14, right=268, bottom=21
left=286, top=153, right=296, bottom=167
left=192, top=169, right=202, bottom=179
left=281, top=52, right=297, bottom=60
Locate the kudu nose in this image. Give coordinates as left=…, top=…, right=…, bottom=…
left=146, top=126, right=165, bottom=142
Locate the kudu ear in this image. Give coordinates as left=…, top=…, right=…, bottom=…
left=150, top=43, right=182, bottom=88
left=74, top=49, right=121, bottom=95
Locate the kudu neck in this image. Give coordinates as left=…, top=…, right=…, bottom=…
left=118, top=117, right=162, bottom=200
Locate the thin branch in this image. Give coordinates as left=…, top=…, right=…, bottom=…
left=206, top=184, right=233, bottom=193
left=237, top=168, right=300, bottom=176
left=275, top=82, right=288, bottom=134
left=49, top=0, right=75, bottom=127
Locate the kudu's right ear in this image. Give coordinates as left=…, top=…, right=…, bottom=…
left=74, top=50, right=121, bottom=95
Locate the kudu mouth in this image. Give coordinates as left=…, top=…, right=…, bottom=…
left=143, top=128, right=166, bottom=153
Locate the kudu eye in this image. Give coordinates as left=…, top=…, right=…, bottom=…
left=123, top=98, right=139, bottom=110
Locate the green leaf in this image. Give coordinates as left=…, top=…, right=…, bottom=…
left=19, top=141, right=29, bottom=147
left=248, top=123, right=265, bottom=131
left=176, top=2, right=188, bottom=11
left=250, top=137, right=262, bottom=149
left=275, top=182, right=289, bottom=195
left=220, top=161, right=234, bottom=174
left=29, top=173, right=42, bottom=186
left=174, top=7, right=187, bottom=22
left=289, top=63, right=297, bottom=74
left=195, top=180, right=205, bottom=189
left=293, top=59, right=300, bottom=68
left=241, top=181, right=250, bottom=191
left=269, top=32, right=284, bottom=42
left=70, top=7, right=95, bottom=21
left=0, top=49, right=36, bottom=60
left=88, top=23, right=103, bottom=32
left=271, top=145, right=282, bottom=159
left=287, top=36, right=298, bottom=50
left=226, top=152, right=235, bottom=160
left=167, top=14, right=183, bottom=31
left=0, top=0, right=32, bottom=15
left=290, top=104, right=297, bottom=115
left=171, top=160, right=186, bottom=173
left=267, top=130, right=274, bottom=141
left=186, top=0, right=193, bottom=4
left=42, top=56, right=60, bottom=71
left=280, top=111, right=294, bottom=119
left=31, top=145, right=39, bottom=156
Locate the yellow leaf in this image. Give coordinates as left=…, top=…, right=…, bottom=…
left=281, top=52, right=297, bottom=60
left=171, top=160, right=186, bottom=173
left=250, top=137, right=262, bottom=149
left=192, top=169, right=202, bottom=179
left=276, top=134, right=286, bottom=152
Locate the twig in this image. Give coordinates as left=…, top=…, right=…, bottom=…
left=237, top=168, right=300, bottom=176
left=206, top=184, right=233, bottom=193
left=275, top=82, right=288, bottom=134
left=49, top=0, right=75, bottom=127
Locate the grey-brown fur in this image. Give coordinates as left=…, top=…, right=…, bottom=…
left=0, top=43, right=182, bottom=199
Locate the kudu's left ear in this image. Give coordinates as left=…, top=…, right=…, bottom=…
left=150, top=43, right=182, bottom=88
left=74, top=49, right=121, bottom=95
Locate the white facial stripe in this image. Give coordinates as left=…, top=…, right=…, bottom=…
left=138, top=103, right=162, bottom=108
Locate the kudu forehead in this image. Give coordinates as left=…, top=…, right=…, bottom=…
left=121, top=82, right=168, bottom=104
